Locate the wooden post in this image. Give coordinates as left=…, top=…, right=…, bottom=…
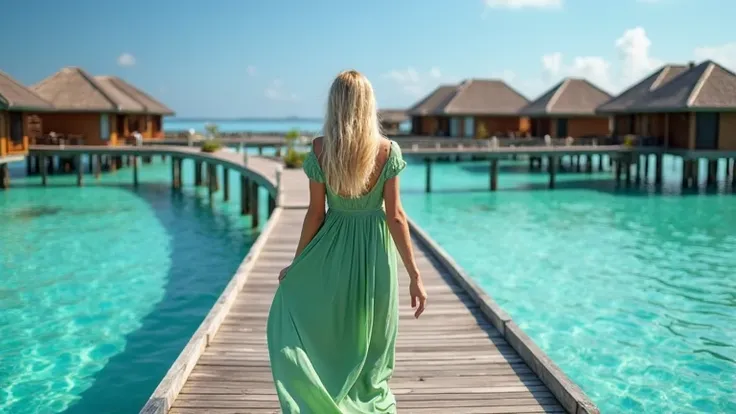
left=76, top=155, right=84, bottom=186
left=223, top=167, right=230, bottom=201
left=643, top=154, right=650, bottom=184
left=110, top=156, right=117, bottom=173
left=0, top=164, right=9, bottom=189
left=655, top=153, right=663, bottom=186
left=26, top=156, right=32, bottom=175
left=425, top=159, right=432, bottom=193
left=490, top=159, right=498, bottom=191
left=692, top=159, right=700, bottom=189
left=240, top=176, right=248, bottom=215
left=707, top=160, right=717, bottom=187
left=575, top=155, right=581, bottom=172
left=731, top=159, right=736, bottom=190
left=598, top=154, right=604, bottom=171
left=624, top=159, right=631, bottom=187
left=250, top=181, right=260, bottom=228
left=548, top=155, right=557, bottom=189
left=94, top=155, right=102, bottom=179
left=634, top=155, right=641, bottom=185
left=681, top=158, right=689, bottom=189
left=194, top=161, right=203, bottom=186
left=615, top=159, right=622, bottom=186
left=41, top=155, right=48, bottom=186
left=133, top=156, right=139, bottom=187
left=258, top=146, right=263, bottom=155
left=171, top=157, right=177, bottom=189
left=207, top=164, right=217, bottom=201
left=585, top=155, right=592, bottom=173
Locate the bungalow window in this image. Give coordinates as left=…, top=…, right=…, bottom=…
left=100, top=114, right=110, bottom=141
left=464, top=117, right=474, bottom=137
left=449, top=117, right=460, bottom=137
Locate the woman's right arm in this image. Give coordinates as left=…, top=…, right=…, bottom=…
left=384, top=175, right=427, bottom=318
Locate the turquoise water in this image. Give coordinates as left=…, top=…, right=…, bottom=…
left=0, top=156, right=272, bottom=413
left=398, top=155, right=736, bottom=413
left=2, top=128, right=735, bottom=413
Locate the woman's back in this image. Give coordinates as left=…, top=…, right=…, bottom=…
left=305, top=136, right=405, bottom=213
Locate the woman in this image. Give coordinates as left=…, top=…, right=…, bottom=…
left=267, top=70, right=428, bottom=413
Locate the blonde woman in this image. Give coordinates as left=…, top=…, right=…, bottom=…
left=267, top=70, right=427, bottom=413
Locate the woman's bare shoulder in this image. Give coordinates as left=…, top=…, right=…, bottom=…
left=311, top=136, right=324, bottom=154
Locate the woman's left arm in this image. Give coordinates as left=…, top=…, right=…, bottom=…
left=279, top=180, right=326, bottom=280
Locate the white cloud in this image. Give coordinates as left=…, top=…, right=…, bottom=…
left=384, top=67, right=453, bottom=96
left=117, top=53, right=136, bottom=67
left=247, top=65, right=257, bottom=76
left=265, top=79, right=298, bottom=102
left=694, top=42, right=736, bottom=70
left=485, top=0, right=562, bottom=9
left=615, top=27, right=662, bottom=85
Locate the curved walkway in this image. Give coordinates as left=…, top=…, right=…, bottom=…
left=29, top=145, right=598, bottom=414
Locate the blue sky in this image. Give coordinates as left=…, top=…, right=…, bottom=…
left=2, top=0, right=734, bottom=118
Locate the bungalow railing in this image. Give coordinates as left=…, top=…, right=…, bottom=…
left=33, top=134, right=85, bottom=146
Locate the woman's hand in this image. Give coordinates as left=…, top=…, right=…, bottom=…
left=278, top=266, right=290, bottom=282
left=409, top=276, right=427, bottom=319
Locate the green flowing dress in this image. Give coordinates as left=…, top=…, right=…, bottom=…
left=267, top=140, right=407, bottom=414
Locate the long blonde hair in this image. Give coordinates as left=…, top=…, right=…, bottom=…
left=321, top=70, right=382, bottom=198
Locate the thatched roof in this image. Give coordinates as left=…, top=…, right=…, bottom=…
left=625, top=60, right=736, bottom=112
left=596, top=64, right=688, bottom=114
left=32, top=67, right=119, bottom=112
left=520, top=78, right=611, bottom=116
left=407, top=85, right=458, bottom=116
left=30, top=67, right=175, bottom=115
left=378, top=109, right=408, bottom=124
left=0, top=70, right=53, bottom=111
left=96, top=76, right=174, bottom=115
left=408, top=79, right=529, bottom=116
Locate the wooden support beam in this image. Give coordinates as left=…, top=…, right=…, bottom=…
left=76, top=155, right=84, bottom=186
left=171, top=157, right=178, bottom=190
left=223, top=167, right=230, bottom=202
left=425, top=159, right=432, bottom=193
left=240, top=176, right=248, bottom=215
left=94, top=155, right=102, bottom=179
left=707, top=160, right=717, bottom=187
left=194, top=161, right=203, bottom=186
left=1, top=164, right=9, bottom=189
left=598, top=154, right=604, bottom=171
left=249, top=181, right=260, bottom=228
left=655, top=153, right=663, bottom=186
left=615, top=159, right=622, bottom=186
left=133, top=156, right=139, bottom=187
left=490, top=159, right=499, bottom=191
left=548, top=156, right=557, bottom=189
left=41, top=155, right=48, bottom=186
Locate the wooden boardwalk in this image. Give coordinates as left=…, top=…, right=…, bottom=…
left=24, top=145, right=596, bottom=413
left=169, top=209, right=565, bottom=414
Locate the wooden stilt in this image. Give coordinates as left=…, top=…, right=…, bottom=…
left=223, top=168, right=230, bottom=202
left=655, top=153, right=663, bottom=186
left=241, top=176, right=249, bottom=215
left=624, top=160, right=631, bottom=187
left=707, top=160, right=717, bottom=187
left=615, top=159, right=622, bottom=186
left=731, top=159, right=736, bottom=190
left=76, top=155, right=84, bottom=186
left=692, top=159, right=700, bottom=189
left=425, top=159, right=432, bottom=193
left=1, top=164, right=9, bottom=189
left=94, top=155, right=102, bottom=179
left=207, top=164, right=217, bottom=201
left=490, top=159, right=498, bottom=191
left=548, top=156, right=557, bottom=189
left=41, top=155, right=48, bottom=186
left=634, top=155, right=641, bottom=185
left=643, top=154, right=650, bottom=184
left=249, top=181, right=260, bottom=228
left=598, top=154, right=604, bottom=171
left=194, top=162, right=203, bottom=186
left=133, top=156, right=139, bottom=187
left=26, top=157, right=32, bottom=175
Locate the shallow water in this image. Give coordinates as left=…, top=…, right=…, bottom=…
left=0, top=158, right=267, bottom=413
left=400, top=155, right=736, bottom=413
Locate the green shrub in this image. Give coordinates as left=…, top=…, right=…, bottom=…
left=283, top=147, right=307, bottom=168
left=201, top=139, right=224, bottom=153
left=285, top=128, right=300, bottom=149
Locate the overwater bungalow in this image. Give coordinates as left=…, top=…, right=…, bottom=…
left=519, top=78, right=612, bottom=139
left=0, top=70, right=53, bottom=169
left=408, top=79, right=530, bottom=138
left=31, top=67, right=174, bottom=145
left=596, top=63, right=688, bottom=144
left=597, top=60, right=736, bottom=151
left=378, top=109, right=407, bottom=134
left=94, top=76, right=174, bottom=140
